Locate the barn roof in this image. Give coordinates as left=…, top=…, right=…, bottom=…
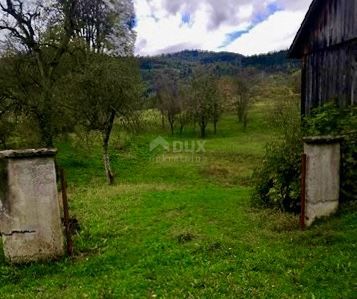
left=289, top=0, right=324, bottom=58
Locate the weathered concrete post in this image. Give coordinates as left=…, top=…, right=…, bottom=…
left=0, top=149, right=64, bottom=263
left=303, top=136, right=342, bottom=227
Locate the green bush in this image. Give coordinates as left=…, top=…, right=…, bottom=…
left=252, top=135, right=302, bottom=212
left=253, top=102, right=356, bottom=213
left=252, top=97, right=302, bottom=212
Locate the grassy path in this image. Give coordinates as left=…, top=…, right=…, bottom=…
left=0, top=109, right=356, bottom=298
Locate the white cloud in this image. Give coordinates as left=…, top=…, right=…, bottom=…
left=223, top=10, right=306, bottom=56
left=134, top=0, right=252, bottom=56
left=133, top=0, right=313, bottom=56
left=276, top=0, right=312, bottom=11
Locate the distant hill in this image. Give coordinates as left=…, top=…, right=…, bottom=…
left=139, top=50, right=300, bottom=93
left=139, top=50, right=299, bottom=76
left=242, top=51, right=299, bottom=71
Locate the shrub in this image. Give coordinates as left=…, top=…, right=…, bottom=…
left=253, top=102, right=357, bottom=213
left=252, top=97, right=302, bottom=212
left=252, top=131, right=302, bottom=212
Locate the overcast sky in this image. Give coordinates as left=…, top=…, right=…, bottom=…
left=134, top=0, right=313, bottom=57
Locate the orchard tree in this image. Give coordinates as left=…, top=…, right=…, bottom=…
left=68, top=0, right=139, bottom=184
left=66, top=55, right=141, bottom=184
left=0, top=0, right=79, bottom=147
left=0, top=0, right=141, bottom=184
left=235, top=78, right=250, bottom=128
left=191, top=72, right=219, bottom=138
left=236, top=68, right=260, bottom=129
left=0, top=0, right=136, bottom=148
left=154, top=70, right=181, bottom=135
left=220, top=69, right=259, bottom=129
left=212, top=90, right=222, bottom=135
left=177, top=84, right=192, bottom=135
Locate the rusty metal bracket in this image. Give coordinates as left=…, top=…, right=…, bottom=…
left=300, top=154, right=307, bottom=230
left=60, top=168, right=73, bottom=256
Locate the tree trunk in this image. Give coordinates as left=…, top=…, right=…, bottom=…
left=102, top=110, right=116, bottom=185
left=161, top=113, right=165, bottom=129
left=39, top=113, right=54, bottom=148
left=170, top=122, right=174, bottom=135
left=180, top=124, right=184, bottom=135
left=243, top=113, right=248, bottom=130
left=238, top=112, right=243, bottom=123
left=200, top=125, right=206, bottom=138
left=103, top=143, right=114, bottom=185
left=237, top=104, right=244, bottom=123
left=37, top=77, right=55, bottom=148
left=168, top=116, right=175, bottom=135
left=237, top=95, right=245, bottom=123
left=200, top=118, right=206, bottom=138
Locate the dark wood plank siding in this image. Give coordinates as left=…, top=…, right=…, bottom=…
left=352, top=41, right=357, bottom=105
left=301, top=0, right=357, bottom=55
left=302, top=40, right=357, bottom=114
left=291, top=0, right=357, bottom=113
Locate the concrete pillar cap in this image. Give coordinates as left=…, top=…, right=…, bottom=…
left=0, top=148, right=57, bottom=159
left=303, top=135, right=344, bottom=145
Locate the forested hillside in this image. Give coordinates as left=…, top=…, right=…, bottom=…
left=139, top=50, right=300, bottom=91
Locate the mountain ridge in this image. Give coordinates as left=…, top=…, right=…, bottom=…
left=139, top=49, right=299, bottom=73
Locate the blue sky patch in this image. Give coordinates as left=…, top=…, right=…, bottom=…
left=253, top=2, right=281, bottom=24
left=181, top=13, right=191, bottom=25
left=220, top=29, right=251, bottom=48
left=221, top=2, right=282, bottom=48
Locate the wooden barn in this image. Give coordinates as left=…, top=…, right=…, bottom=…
left=289, top=0, right=357, bottom=115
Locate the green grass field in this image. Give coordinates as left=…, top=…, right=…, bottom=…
left=0, top=105, right=356, bottom=298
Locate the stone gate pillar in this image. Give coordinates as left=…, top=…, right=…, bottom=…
left=0, top=149, right=64, bottom=263
left=303, top=136, right=342, bottom=227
